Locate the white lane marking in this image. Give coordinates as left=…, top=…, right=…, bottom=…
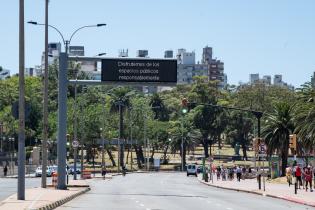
left=226, top=208, right=233, bottom=210
left=146, top=208, right=151, bottom=210
left=140, top=203, right=145, bottom=207
left=207, top=200, right=212, bottom=203
left=215, top=203, right=222, bottom=207
left=135, top=200, right=139, bottom=203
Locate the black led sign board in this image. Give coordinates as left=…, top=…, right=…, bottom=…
left=101, top=58, right=177, bottom=85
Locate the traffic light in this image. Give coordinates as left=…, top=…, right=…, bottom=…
left=289, top=134, right=297, bottom=150
left=181, top=98, right=188, bottom=114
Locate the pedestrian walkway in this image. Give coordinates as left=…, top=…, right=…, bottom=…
left=0, top=180, right=89, bottom=210
left=198, top=175, right=315, bottom=207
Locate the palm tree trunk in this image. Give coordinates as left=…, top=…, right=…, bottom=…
left=202, top=137, right=209, bottom=158
left=134, top=145, right=143, bottom=168
left=106, top=148, right=116, bottom=167
left=163, top=145, right=169, bottom=164
left=281, top=151, right=288, bottom=176
left=241, top=141, right=247, bottom=160
left=126, top=146, right=130, bottom=164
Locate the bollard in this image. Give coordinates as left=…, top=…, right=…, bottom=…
left=52, top=172, right=58, bottom=188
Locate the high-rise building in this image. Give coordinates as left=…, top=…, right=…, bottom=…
left=177, top=49, right=195, bottom=65
left=25, top=68, right=35, bottom=77
left=274, top=74, right=282, bottom=86
left=202, top=46, right=212, bottom=64
left=250, top=74, right=259, bottom=84
left=262, top=75, right=271, bottom=85
left=164, top=50, right=173, bottom=58
left=209, top=59, right=224, bottom=87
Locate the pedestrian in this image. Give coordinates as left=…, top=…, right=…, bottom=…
left=295, top=165, right=302, bottom=189
left=3, top=165, right=8, bottom=177
left=216, top=166, right=221, bottom=180
left=285, top=165, right=292, bottom=187
left=248, top=167, right=252, bottom=174
left=236, top=166, right=242, bottom=182
left=304, top=166, right=313, bottom=192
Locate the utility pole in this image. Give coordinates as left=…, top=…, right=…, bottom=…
left=101, top=97, right=106, bottom=176
left=73, top=71, right=78, bottom=180
left=18, top=0, right=26, bottom=200
left=130, top=109, right=133, bottom=171
left=41, top=0, right=49, bottom=188
left=119, top=102, right=124, bottom=170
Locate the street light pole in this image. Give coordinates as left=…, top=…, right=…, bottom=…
left=73, top=70, right=78, bottom=180
left=41, top=0, right=49, bottom=189
left=181, top=116, right=184, bottom=172
left=28, top=21, right=106, bottom=189
left=18, top=0, right=26, bottom=200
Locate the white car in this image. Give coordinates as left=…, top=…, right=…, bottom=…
left=35, top=166, right=53, bottom=177
left=187, top=164, right=197, bottom=177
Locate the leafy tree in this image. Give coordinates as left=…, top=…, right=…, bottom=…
left=226, top=111, right=253, bottom=160
left=189, top=77, right=221, bottom=157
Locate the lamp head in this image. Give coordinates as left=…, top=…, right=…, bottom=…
left=27, top=21, right=38, bottom=25
left=97, top=23, right=106, bottom=27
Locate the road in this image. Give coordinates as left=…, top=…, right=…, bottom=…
left=57, top=172, right=314, bottom=210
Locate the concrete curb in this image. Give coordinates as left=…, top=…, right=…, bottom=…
left=197, top=178, right=315, bottom=208
left=33, top=187, right=90, bottom=210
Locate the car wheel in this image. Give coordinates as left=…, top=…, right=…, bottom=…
left=195, top=174, right=197, bottom=177
left=187, top=173, right=189, bottom=177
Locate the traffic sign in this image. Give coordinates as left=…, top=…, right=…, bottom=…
left=72, top=140, right=79, bottom=148
left=259, top=143, right=267, bottom=153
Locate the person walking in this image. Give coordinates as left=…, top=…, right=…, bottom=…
left=3, top=165, right=8, bottom=177
left=295, top=165, right=302, bottom=189
left=285, top=165, right=292, bottom=187
left=304, top=166, right=313, bottom=192
left=236, top=166, right=242, bottom=182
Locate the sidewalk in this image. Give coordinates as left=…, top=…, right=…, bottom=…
left=0, top=180, right=90, bottom=210
left=198, top=175, right=315, bottom=207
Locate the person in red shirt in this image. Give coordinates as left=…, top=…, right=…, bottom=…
left=295, top=165, right=302, bottom=189
left=304, top=167, right=313, bottom=192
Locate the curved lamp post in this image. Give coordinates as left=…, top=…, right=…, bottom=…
left=28, top=21, right=106, bottom=188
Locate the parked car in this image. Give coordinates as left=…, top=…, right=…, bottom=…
left=35, top=166, right=53, bottom=177
left=68, top=164, right=81, bottom=175
left=186, top=164, right=197, bottom=177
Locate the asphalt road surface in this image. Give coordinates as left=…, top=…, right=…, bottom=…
left=57, top=172, right=314, bottom=210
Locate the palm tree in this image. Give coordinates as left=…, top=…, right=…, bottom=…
left=262, top=102, right=295, bottom=176
left=294, top=82, right=315, bottom=152
left=168, top=118, right=199, bottom=168
left=108, top=87, right=134, bottom=169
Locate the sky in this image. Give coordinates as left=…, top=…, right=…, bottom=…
left=1, top=0, right=315, bottom=87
